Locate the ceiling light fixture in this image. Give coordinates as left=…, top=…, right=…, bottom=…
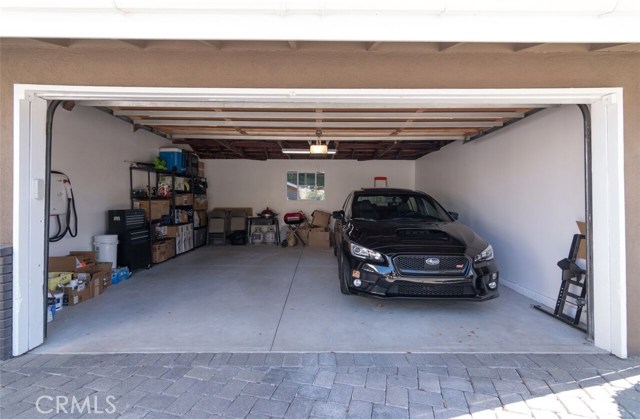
left=282, top=148, right=336, bottom=155
left=310, top=143, right=328, bottom=155
left=310, top=130, right=329, bottom=155
left=282, top=130, right=337, bottom=155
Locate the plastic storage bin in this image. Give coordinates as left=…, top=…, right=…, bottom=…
left=159, top=148, right=187, bottom=173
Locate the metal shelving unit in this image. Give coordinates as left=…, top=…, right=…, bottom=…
left=129, top=163, right=208, bottom=264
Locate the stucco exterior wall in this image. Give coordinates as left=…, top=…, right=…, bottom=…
left=0, top=44, right=638, bottom=353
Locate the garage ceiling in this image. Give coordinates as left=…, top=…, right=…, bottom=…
left=93, top=104, right=543, bottom=160
left=5, top=37, right=636, bottom=160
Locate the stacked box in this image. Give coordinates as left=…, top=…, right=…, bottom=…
left=63, top=285, right=90, bottom=306
left=193, top=195, right=208, bottom=210
left=164, top=224, right=193, bottom=254
left=134, top=200, right=171, bottom=221
left=48, top=252, right=113, bottom=306
left=309, top=228, right=331, bottom=249
left=152, top=238, right=175, bottom=263
left=311, top=210, right=331, bottom=228
left=174, top=194, right=193, bottom=206
left=308, top=210, right=332, bottom=249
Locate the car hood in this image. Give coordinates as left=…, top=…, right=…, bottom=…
left=346, top=219, right=488, bottom=255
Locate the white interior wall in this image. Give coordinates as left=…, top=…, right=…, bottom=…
left=204, top=159, right=415, bottom=218
left=49, top=106, right=170, bottom=256
left=415, top=106, right=585, bottom=306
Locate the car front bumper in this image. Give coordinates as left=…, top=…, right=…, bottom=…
left=346, top=257, right=499, bottom=301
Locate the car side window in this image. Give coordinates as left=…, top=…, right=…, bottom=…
left=343, top=193, right=353, bottom=219
left=407, top=197, right=419, bottom=212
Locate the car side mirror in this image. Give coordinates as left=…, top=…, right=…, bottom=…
left=449, top=211, right=459, bottom=220
left=332, top=210, right=345, bottom=221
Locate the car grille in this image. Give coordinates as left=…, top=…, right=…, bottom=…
left=392, top=283, right=476, bottom=297
left=393, top=255, right=469, bottom=276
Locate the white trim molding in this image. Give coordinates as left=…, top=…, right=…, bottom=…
left=1, top=1, right=640, bottom=42
left=12, top=85, right=627, bottom=357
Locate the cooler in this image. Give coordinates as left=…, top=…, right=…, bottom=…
left=159, top=148, right=187, bottom=173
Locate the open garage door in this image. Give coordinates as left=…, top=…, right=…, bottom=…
left=12, top=86, right=626, bottom=357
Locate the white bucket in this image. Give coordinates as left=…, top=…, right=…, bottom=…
left=94, top=234, right=119, bottom=268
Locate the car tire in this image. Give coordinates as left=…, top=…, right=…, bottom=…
left=338, top=252, right=352, bottom=295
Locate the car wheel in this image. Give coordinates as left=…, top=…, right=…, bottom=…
left=338, top=253, right=352, bottom=295
left=332, top=235, right=338, bottom=257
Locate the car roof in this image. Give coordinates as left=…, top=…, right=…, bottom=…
left=356, top=188, right=422, bottom=194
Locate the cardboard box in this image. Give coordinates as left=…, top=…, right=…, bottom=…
left=93, top=262, right=113, bottom=292
left=194, top=210, right=208, bottom=227
left=48, top=272, right=73, bottom=291
left=73, top=263, right=111, bottom=297
left=173, top=209, right=189, bottom=224
left=309, top=227, right=331, bottom=249
left=576, top=221, right=587, bottom=260
left=156, top=224, right=179, bottom=238
left=50, top=252, right=111, bottom=302
left=68, top=251, right=98, bottom=266
left=174, top=194, right=193, bottom=206
left=198, top=161, right=205, bottom=177
left=49, top=256, right=80, bottom=272
left=311, top=210, right=331, bottom=228
left=152, top=238, right=175, bottom=263
left=134, top=200, right=171, bottom=221
left=63, top=286, right=91, bottom=306
left=194, top=196, right=208, bottom=210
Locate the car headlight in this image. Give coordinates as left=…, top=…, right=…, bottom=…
left=474, top=245, right=494, bottom=262
left=349, top=242, right=385, bottom=262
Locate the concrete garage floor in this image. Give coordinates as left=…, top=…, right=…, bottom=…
left=37, top=246, right=598, bottom=354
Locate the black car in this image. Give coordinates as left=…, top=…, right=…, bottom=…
left=332, top=188, right=499, bottom=300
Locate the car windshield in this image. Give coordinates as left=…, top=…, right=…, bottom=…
left=352, top=193, right=452, bottom=222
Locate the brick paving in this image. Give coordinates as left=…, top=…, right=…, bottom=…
left=0, top=353, right=638, bottom=418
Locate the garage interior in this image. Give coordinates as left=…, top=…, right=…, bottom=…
left=38, top=93, right=594, bottom=354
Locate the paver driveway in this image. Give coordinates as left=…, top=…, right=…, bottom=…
left=1, top=352, right=639, bottom=418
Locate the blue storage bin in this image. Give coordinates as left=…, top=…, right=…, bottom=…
left=159, top=148, right=187, bottom=173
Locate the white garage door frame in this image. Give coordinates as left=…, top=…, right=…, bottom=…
left=12, top=85, right=627, bottom=358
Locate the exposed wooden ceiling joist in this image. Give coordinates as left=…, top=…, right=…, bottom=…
left=96, top=102, right=541, bottom=160
left=83, top=101, right=552, bottom=109
left=138, top=120, right=503, bottom=128
left=168, top=134, right=467, bottom=141
left=115, top=110, right=524, bottom=120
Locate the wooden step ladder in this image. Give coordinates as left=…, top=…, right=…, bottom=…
left=533, top=233, right=587, bottom=332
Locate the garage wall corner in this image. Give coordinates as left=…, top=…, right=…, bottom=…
left=414, top=106, right=585, bottom=306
